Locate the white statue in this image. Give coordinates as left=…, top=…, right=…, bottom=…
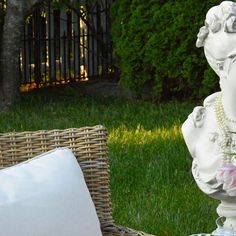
left=182, top=1, right=236, bottom=235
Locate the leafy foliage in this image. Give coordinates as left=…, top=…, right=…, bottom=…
left=111, top=0, right=224, bottom=100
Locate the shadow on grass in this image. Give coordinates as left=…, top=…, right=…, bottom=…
left=0, top=85, right=194, bottom=132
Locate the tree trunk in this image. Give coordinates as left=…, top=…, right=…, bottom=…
left=0, top=0, right=44, bottom=111
left=0, top=1, right=25, bottom=110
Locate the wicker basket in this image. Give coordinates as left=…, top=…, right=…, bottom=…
left=0, top=125, right=154, bottom=236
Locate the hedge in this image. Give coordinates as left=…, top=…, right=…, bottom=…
left=111, top=0, right=224, bottom=100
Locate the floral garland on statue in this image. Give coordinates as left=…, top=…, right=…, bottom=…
left=214, top=94, right=236, bottom=196
left=196, top=1, right=236, bottom=48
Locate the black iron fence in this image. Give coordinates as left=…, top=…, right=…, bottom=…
left=19, top=0, right=116, bottom=92
left=0, top=0, right=6, bottom=41
left=0, top=0, right=5, bottom=11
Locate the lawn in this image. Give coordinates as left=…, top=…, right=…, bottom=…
left=0, top=86, right=219, bottom=236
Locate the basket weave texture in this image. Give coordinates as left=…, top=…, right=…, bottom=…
left=0, top=125, right=154, bottom=236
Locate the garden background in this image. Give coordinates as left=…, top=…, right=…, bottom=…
left=0, top=0, right=229, bottom=235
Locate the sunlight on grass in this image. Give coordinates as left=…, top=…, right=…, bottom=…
left=108, top=121, right=218, bottom=235
left=109, top=122, right=219, bottom=236
left=109, top=124, right=182, bottom=145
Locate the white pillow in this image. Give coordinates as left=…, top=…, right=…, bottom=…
left=0, top=147, right=102, bottom=236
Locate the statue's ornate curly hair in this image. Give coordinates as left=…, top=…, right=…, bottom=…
left=196, top=1, right=236, bottom=48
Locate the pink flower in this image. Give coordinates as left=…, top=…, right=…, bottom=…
left=216, top=163, right=236, bottom=196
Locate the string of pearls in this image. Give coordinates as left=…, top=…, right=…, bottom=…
left=214, top=94, right=233, bottom=163
left=225, top=115, right=236, bottom=124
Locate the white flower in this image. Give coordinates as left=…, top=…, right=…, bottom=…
left=209, top=132, right=219, bottom=143
left=197, top=26, right=209, bottom=39
left=205, top=17, right=221, bottom=33
left=191, top=106, right=206, bottom=128
left=225, top=15, right=236, bottom=32
left=221, top=5, right=233, bottom=20
left=196, top=26, right=209, bottom=48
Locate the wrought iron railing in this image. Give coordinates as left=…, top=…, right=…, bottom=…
left=19, top=0, right=116, bottom=92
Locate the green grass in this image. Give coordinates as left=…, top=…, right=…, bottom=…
left=0, top=86, right=219, bottom=236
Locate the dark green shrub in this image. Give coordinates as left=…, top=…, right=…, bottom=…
left=111, top=0, right=224, bottom=100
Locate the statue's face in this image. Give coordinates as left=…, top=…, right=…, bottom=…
left=225, top=54, right=236, bottom=90
left=204, top=29, right=236, bottom=81
left=204, top=30, right=236, bottom=61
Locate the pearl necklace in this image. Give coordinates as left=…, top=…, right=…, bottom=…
left=225, top=115, right=236, bottom=124
left=214, top=94, right=235, bottom=163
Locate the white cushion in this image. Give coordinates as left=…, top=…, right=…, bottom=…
left=0, top=147, right=102, bottom=236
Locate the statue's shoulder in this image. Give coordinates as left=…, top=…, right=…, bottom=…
left=184, top=92, right=219, bottom=129
left=203, top=92, right=220, bottom=108
left=182, top=92, right=220, bottom=157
